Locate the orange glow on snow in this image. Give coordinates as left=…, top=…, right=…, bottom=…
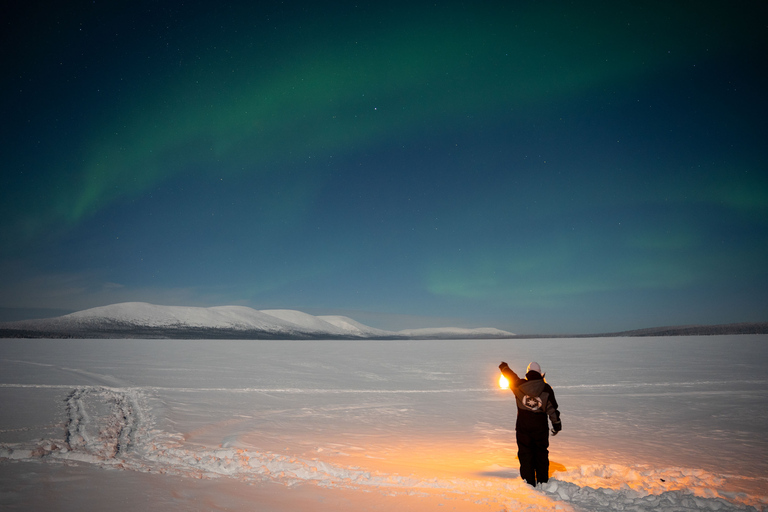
left=499, top=374, right=509, bottom=389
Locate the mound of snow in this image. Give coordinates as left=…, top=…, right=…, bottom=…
left=538, top=466, right=766, bottom=512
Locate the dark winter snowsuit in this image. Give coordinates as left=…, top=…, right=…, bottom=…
left=499, top=362, right=561, bottom=486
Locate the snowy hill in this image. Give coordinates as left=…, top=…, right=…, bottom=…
left=317, top=315, right=395, bottom=338
left=0, top=302, right=515, bottom=340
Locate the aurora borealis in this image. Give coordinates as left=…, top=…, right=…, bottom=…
left=2, top=1, right=767, bottom=333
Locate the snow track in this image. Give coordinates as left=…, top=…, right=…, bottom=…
left=64, top=387, right=136, bottom=458
left=1, top=386, right=151, bottom=466
left=1, top=385, right=765, bottom=511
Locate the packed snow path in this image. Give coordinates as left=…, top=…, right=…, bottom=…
left=1, top=337, right=767, bottom=511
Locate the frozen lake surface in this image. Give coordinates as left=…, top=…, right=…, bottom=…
left=1, top=336, right=767, bottom=511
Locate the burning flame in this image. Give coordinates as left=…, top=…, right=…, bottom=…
left=499, top=374, right=510, bottom=389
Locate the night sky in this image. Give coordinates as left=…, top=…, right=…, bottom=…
left=2, top=1, right=767, bottom=333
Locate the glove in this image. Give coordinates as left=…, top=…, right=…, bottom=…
left=499, top=362, right=509, bottom=370
left=551, top=422, right=562, bottom=436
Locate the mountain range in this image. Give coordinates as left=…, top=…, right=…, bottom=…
left=1, top=302, right=765, bottom=339
left=0, top=302, right=514, bottom=340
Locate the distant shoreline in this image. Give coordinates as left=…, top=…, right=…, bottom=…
left=1, top=321, right=766, bottom=340
left=500, top=322, right=768, bottom=339
left=0, top=303, right=765, bottom=339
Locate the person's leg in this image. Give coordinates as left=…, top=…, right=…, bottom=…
left=516, top=430, right=536, bottom=486
left=532, top=429, right=550, bottom=484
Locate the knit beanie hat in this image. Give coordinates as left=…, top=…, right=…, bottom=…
left=527, top=361, right=542, bottom=375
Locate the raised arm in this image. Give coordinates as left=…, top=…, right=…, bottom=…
left=499, top=362, right=522, bottom=388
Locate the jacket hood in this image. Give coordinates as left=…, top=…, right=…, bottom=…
left=520, top=376, right=547, bottom=396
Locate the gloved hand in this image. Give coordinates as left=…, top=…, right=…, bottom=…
left=551, top=422, right=562, bottom=436
left=499, top=362, right=509, bottom=370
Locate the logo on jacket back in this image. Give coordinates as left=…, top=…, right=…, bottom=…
left=523, top=395, right=543, bottom=411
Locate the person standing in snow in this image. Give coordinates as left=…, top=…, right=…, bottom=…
left=499, top=361, right=562, bottom=487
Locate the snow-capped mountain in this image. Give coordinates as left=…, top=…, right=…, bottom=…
left=0, top=302, right=514, bottom=340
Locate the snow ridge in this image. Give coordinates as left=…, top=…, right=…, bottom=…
left=64, top=387, right=136, bottom=459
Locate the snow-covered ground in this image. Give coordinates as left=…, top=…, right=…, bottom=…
left=1, top=336, right=766, bottom=511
